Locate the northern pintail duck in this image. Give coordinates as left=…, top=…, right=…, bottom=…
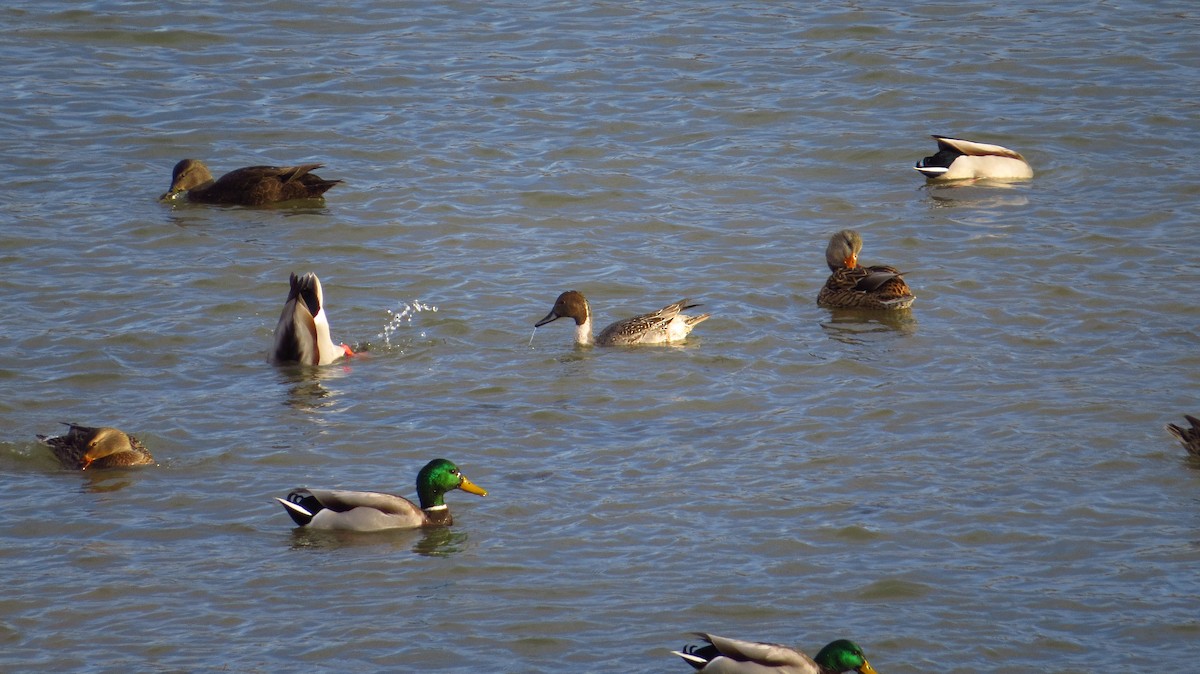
left=37, top=423, right=155, bottom=470
left=914, top=135, right=1033, bottom=181
left=271, top=272, right=355, bottom=366
left=1166, top=415, right=1200, bottom=457
left=817, top=230, right=914, bottom=310
left=534, top=290, right=710, bottom=346
left=160, top=159, right=341, bottom=205
left=673, top=634, right=879, bottom=674
left=276, top=458, right=487, bottom=532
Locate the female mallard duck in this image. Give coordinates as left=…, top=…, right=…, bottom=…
left=1166, top=415, right=1200, bottom=457
left=534, top=290, right=710, bottom=346
left=817, top=230, right=914, bottom=310
left=271, top=272, right=355, bottom=366
left=36, top=423, right=156, bottom=470
left=159, top=159, right=341, bottom=205
left=276, top=458, right=488, bottom=531
left=673, top=634, right=878, bottom=674
left=914, top=135, right=1033, bottom=182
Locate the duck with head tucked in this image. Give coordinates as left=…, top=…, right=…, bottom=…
left=271, top=272, right=355, bottom=366
left=672, top=633, right=879, bottom=674
left=1166, top=414, right=1200, bottom=457
left=160, top=159, right=341, bottom=205
left=37, top=423, right=156, bottom=470
left=534, top=290, right=710, bottom=346
left=914, top=135, right=1033, bottom=182
left=276, top=458, right=487, bottom=531
left=817, top=230, right=914, bottom=310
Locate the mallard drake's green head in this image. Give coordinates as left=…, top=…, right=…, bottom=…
left=416, top=458, right=488, bottom=510
left=814, top=639, right=877, bottom=674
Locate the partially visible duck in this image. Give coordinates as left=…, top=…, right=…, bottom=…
left=672, top=633, right=879, bottom=674
left=271, top=272, right=354, bottom=366
left=914, top=135, right=1033, bottom=181
left=1166, top=414, right=1200, bottom=457
left=534, top=290, right=710, bottom=346
left=36, top=423, right=155, bottom=470
left=159, top=159, right=341, bottom=205
left=817, top=230, right=914, bottom=310
left=276, top=458, right=488, bottom=532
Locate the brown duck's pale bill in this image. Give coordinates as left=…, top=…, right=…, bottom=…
left=458, top=475, right=487, bottom=496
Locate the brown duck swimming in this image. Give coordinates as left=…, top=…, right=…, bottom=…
left=159, top=159, right=341, bottom=205
left=817, top=230, right=914, bottom=310
left=37, top=423, right=155, bottom=470
left=1166, top=415, right=1200, bottom=457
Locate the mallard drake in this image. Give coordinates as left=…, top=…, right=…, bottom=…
left=817, top=230, right=914, bottom=310
left=271, top=272, right=355, bottom=366
left=914, top=135, right=1033, bottom=181
left=36, top=423, right=156, bottom=470
left=673, top=634, right=878, bottom=674
left=159, top=159, right=341, bottom=205
left=1166, top=415, right=1200, bottom=457
left=276, top=458, right=487, bottom=531
left=534, top=290, right=710, bottom=346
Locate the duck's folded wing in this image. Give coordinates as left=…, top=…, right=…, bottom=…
left=935, top=136, right=1025, bottom=160
left=702, top=634, right=814, bottom=667
left=305, top=489, right=422, bottom=516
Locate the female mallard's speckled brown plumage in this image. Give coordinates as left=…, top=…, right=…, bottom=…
left=1166, top=415, right=1200, bottom=457
left=159, top=159, right=341, bottom=205
left=817, top=230, right=914, bottom=311
left=534, top=290, right=710, bottom=346
left=36, top=423, right=155, bottom=470
left=914, top=135, right=1033, bottom=182
left=672, top=633, right=879, bottom=674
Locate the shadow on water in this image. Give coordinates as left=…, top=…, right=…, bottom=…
left=820, top=308, right=917, bottom=344
left=272, top=363, right=355, bottom=413
left=286, top=525, right=470, bottom=557
left=919, top=181, right=1032, bottom=209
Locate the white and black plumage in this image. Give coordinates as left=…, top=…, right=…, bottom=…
left=914, top=135, right=1033, bottom=181
left=270, top=272, right=354, bottom=366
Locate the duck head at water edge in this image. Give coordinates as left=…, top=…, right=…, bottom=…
left=36, top=423, right=156, bottom=470
left=159, top=159, right=342, bottom=205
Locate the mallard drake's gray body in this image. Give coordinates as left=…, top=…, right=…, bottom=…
left=672, top=634, right=879, bottom=674
left=276, top=458, right=487, bottom=532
